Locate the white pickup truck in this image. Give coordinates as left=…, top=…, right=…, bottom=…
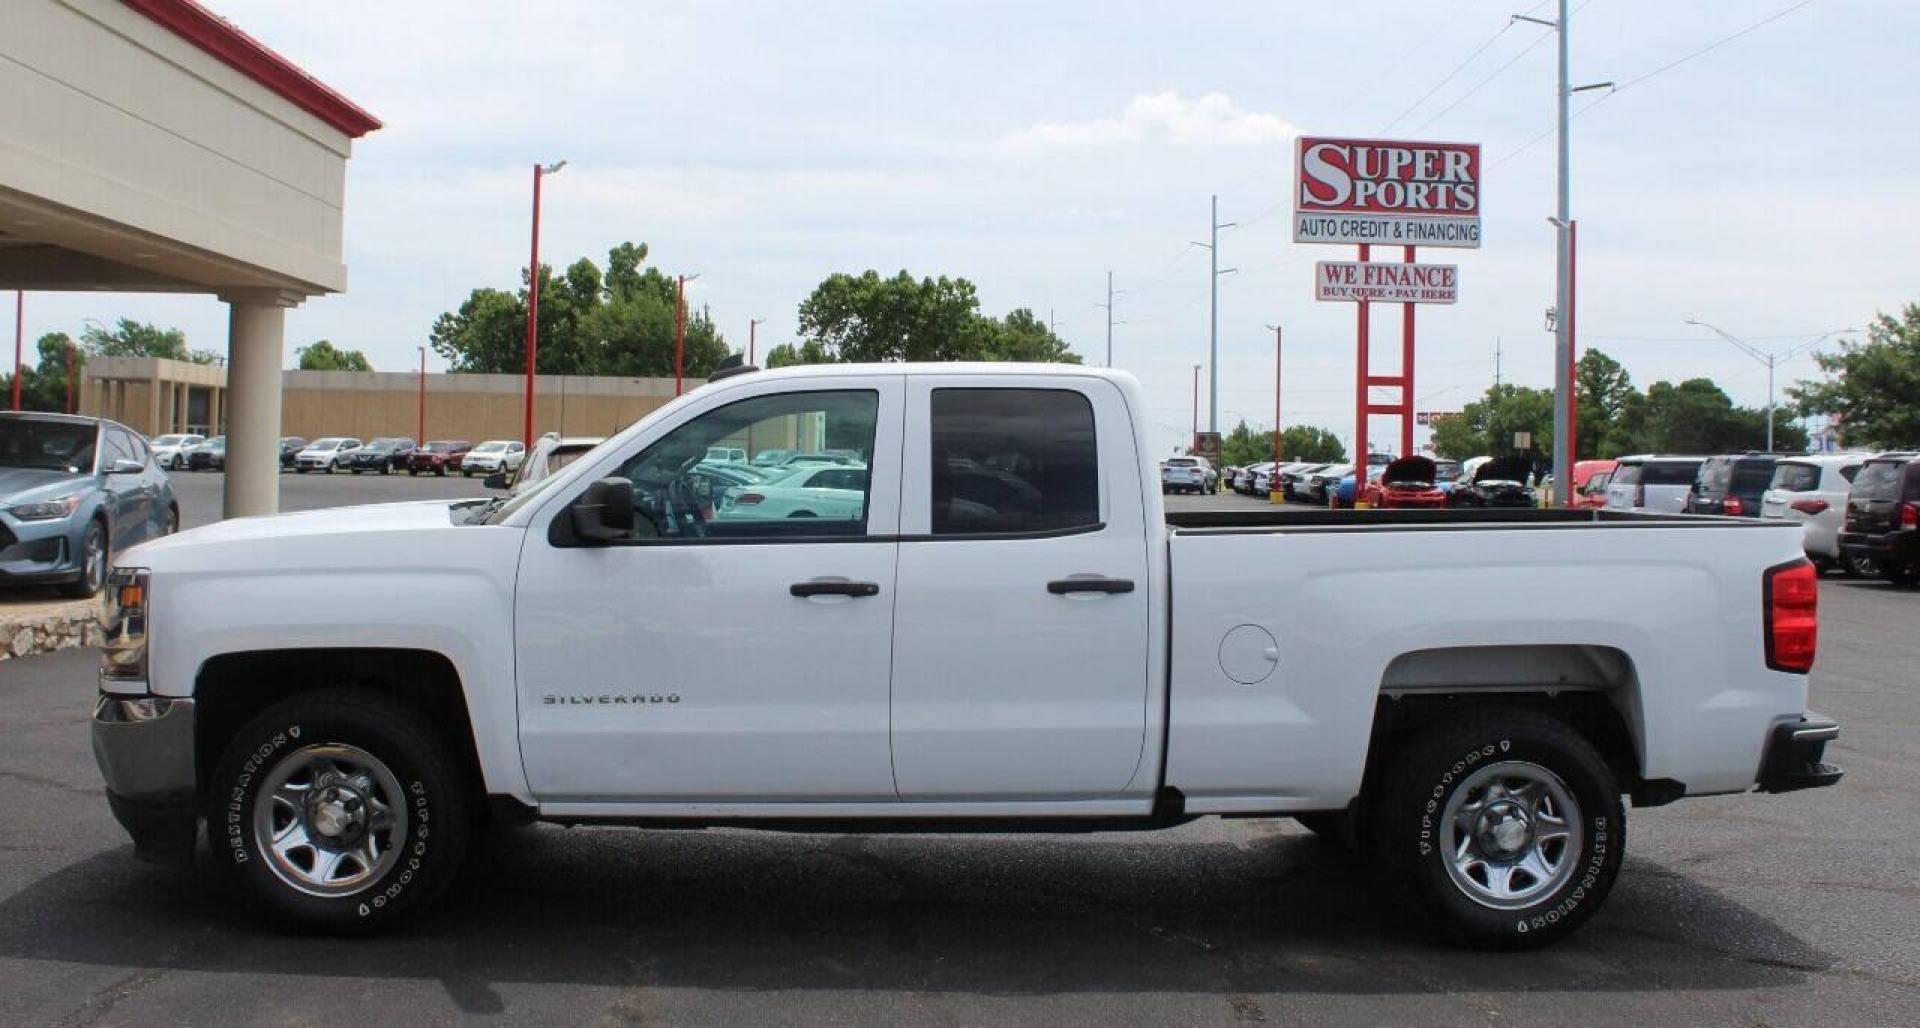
left=90, top=363, right=1841, bottom=948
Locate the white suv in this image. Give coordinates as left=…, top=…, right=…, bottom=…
left=1760, top=452, right=1873, bottom=575
left=1605, top=455, right=1705, bottom=513
left=1160, top=457, right=1213, bottom=494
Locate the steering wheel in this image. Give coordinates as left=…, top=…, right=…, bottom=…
left=664, top=473, right=709, bottom=538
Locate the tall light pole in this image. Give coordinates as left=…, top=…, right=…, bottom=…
left=673, top=273, right=701, bottom=396
left=1514, top=3, right=1608, bottom=505
left=1684, top=320, right=1854, bottom=452
left=1191, top=363, right=1201, bottom=452
left=1264, top=323, right=1283, bottom=469
left=416, top=346, right=427, bottom=444
left=10, top=291, right=21, bottom=412
left=1096, top=271, right=1126, bottom=367
left=522, top=159, right=567, bottom=447
left=1192, top=196, right=1237, bottom=434
left=749, top=318, right=765, bottom=365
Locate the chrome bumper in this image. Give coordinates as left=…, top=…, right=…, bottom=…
left=91, top=691, right=198, bottom=864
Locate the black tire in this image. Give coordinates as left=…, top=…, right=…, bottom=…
left=206, top=688, right=472, bottom=933
left=1842, top=553, right=1879, bottom=579
left=409, top=469, right=419, bottom=477
left=381, top=464, right=392, bottom=476
left=1375, top=706, right=1624, bottom=949
left=1886, top=563, right=1920, bottom=587
left=324, top=462, right=334, bottom=475
left=58, top=518, right=107, bottom=599
left=163, top=505, right=179, bottom=536
left=436, top=465, right=447, bottom=477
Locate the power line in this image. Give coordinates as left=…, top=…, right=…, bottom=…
left=1378, top=21, right=1515, bottom=134
left=1404, top=23, right=1556, bottom=136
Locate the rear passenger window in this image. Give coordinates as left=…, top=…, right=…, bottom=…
left=930, top=388, right=1099, bottom=535
left=1771, top=464, right=1819, bottom=492
left=1644, top=463, right=1700, bottom=487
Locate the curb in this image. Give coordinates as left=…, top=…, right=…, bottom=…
left=1, top=601, right=103, bottom=661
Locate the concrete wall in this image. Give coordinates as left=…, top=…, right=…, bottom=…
left=280, top=372, right=681, bottom=443
left=0, top=0, right=354, bottom=293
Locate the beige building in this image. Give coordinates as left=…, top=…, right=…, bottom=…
left=1, top=0, right=379, bottom=515
left=81, top=356, right=682, bottom=442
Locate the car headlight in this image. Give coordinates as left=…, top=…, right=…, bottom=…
left=101, top=567, right=150, bottom=682
left=9, top=494, right=82, bottom=521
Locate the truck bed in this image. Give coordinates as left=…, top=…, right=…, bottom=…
left=1164, top=506, right=1774, bottom=532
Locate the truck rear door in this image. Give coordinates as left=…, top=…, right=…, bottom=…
left=889, top=375, right=1152, bottom=800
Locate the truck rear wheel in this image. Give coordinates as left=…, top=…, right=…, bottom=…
left=1375, top=706, right=1623, bottom=949
left=207, top=688, right=472, bottom=932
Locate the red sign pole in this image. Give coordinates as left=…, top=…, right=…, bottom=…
left=1566, top=220, right=1579, bottom=464
left=1352, top=243, right=1370, bottom=507
left=1402, top=244, right=1417, bottom=458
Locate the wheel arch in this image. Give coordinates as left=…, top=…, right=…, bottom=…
left=1371, top=644, right=1651, bottom=802
left=193, top=648, right=483, bottom=806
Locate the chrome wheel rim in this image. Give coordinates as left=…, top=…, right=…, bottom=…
left=252, top=743, right=407, bottom=898
left=1438, top=760, right=1582, bottom=910
left=82, top=525, right=105, bottom=592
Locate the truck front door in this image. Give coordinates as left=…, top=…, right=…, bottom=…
left=513, top=380, right=905, bottom=804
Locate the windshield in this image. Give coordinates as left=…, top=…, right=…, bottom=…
left=365, top=441, right=395, bottom=453
left=1644, top=461, right=1702, bottom=486
left=422, top=442, right=454, bottom=453
left=0, top=419, right=97, bottom=472
left=1166, top=458, right=1197, bottom=467
left=310, top=438, right=344, bottom=449
left=153, top=434, right=188, bottom=447
left=474, top=442, right=507, bottom=453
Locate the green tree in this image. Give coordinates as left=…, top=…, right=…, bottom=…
left=1574, top=349, right=1635, bottom=460
left=79, top=318, right=214, bottom=364
left=1791, top=305, right=1920, bottom=449
left=1430, top=384, right=1556, bottom=460
left=427, top=242, right=726, bottom=378
left=1638, top=378, right=1803, bottom=453
left=1219, top=420, right=1271, bottom=467
left=1, top=333, right=82, bottom=412
left=783, top=270, right=1079, bottom=366
left=1280, top=425, right=1347, bottom=463
left=295, top=339, right=373, bottom=371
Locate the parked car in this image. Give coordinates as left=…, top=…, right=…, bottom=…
left=488, top=434, right=605, bottom=495
left=1, top=412, right=176, bottom=597
left=716, top=463, right=870, bottom=521
left=704, top=446, right=748, bottom=464
left=1604, top=455, right=1705, bottom=514
left=1569, top=459, right=1616, bottom=510
left=405, top=440, right=471, bottom=477
left=93, top=363, right=1839, bottom=950
left=1686, top=454, right=1784, bottom=517
left=1331, top=465, right=1387, bottom=508
left=1249, top=462, right=1284, bottom=496
left=147, top=433, right=204, bottom=470
left=1450, top=455, right=1536, bottom=508
left=1305, top=464, right=1351, bottom=505
left=278, top=437, right=307, bottom=469
left=347, top=437, right=417, bottom=474
left=1762, top=453, right=1871, bottom=575
left=293, top=437, right=361, bottom=474
left=185, top=436, right=225, bottom=471
left=1279, top=462, right=1328, bottom=502
left=1161, top=456, right=1211, bottom=494
left=1839, top=452, right=1920, bottom=586
left=1362, top=455, right=1448, bottom=509
left=460, top=440, right=527, bottom=477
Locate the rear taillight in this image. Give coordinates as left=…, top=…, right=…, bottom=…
left=1634, top=484, right=1646, bottom=508
left=735, top=493, right=764, bottom=505
left=1723, top=496, right=1744, bottom=515
left=1790, top=498, right=1829, bottom=516
left=1903, top=502, right=1919, bottom=529
left=1764, top=560, right=1818, bottom=673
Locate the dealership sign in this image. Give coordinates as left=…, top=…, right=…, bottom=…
left=1294, top=137, right=1482, bottom=248
left=1315, top=261, right=1458, bottom=304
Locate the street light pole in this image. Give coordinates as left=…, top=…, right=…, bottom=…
left=1191, top=363, right=1201, bottom=452
left=749, top=318, right=765, bottom=365
left=1684, top=320, right=1854, bottom=452
left=10, top=291, right=21, bottom=412
left=1264, top=323, right=1283, bottom=466
left=1192, top=196, right=1237, bottom=435
left=522, top=159, right=566, bottom=447
left=673, top=273, right=700, bottom=396
left=417, top=346, right=426, bottom=444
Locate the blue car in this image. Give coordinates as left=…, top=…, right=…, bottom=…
left=0, top=413, right=178, bottom=598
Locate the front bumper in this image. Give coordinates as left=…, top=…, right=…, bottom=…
left=91, top=691, right=199, bottom=864
left=1756, top=714, right=1844, bottom=793
left=0, top=515, right=82, bottom=583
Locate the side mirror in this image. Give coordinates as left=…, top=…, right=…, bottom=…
left=108, top=459, right=144, bottom=475
left=483, top=472, right=509, bottom=490
left=569, top=478, right=635, bottom=543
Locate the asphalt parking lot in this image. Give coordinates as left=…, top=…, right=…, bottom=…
left=1, top=479, right=1915, bottom=1024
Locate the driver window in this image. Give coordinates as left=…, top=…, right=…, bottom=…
left=612, top=389, right=879, bottom=541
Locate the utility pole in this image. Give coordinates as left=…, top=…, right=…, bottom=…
left=1514, top=3, right=1609, bottom=505
left=1684, top=320, right=1854, bottom=452
left=1192, top=196, right=1237, bottom=434
left=522, top=159, right=566, bottom=447
left=1095, top=271, right=1126, bottom=367
left=1494, top=335, right=1503, bottom=389
left=1190, top=363, right=1201, bottom=452
left=749, top=317, right=764, bottom=365
left=416, top=346, right=426, bottom=444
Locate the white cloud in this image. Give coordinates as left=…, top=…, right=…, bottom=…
left=1004, top=91, right=1296, bottom=148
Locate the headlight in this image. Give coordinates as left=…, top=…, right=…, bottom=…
left=9, top=494, right=82, bottom=521
left=101, top=567, right=150, bottom=681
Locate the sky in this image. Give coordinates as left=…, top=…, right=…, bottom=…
left=18, top=0, right=1918, bottom=457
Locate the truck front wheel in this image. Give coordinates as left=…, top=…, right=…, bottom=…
left=1375, top=707, right=1623, bottom=950
left=206, top=687, right=472, bottom=932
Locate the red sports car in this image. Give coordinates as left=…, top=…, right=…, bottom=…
left=1362, top=455, right=1448, bottom=509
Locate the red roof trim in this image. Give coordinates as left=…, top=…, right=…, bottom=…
left=120, top=0, right=382, bottom=138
